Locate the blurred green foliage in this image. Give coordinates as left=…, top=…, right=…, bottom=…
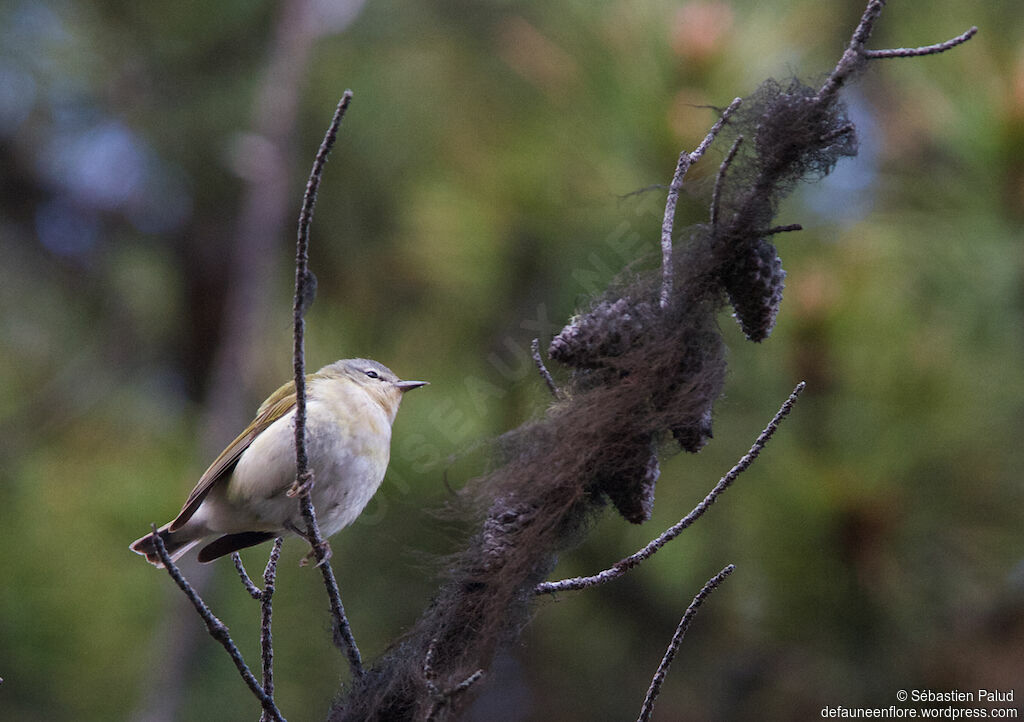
left=1, top=0, right=1021, bottom=720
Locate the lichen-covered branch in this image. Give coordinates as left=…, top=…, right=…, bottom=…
left=329, top=3, right=975, bottom=719
left=660, top=97, right=742, bottom=308
left=530, top=338, right=562, bottom=400
left=151, top=526, right=286, bottom=722
left=535, top=382, right=803, bottom=595
left=864, top=26, right=977, bottom=59
left=422, top=640, right=485, bottom=721
left=636, top=565, right=736, bottom=722
left=259, top=538, right=283, bottom=722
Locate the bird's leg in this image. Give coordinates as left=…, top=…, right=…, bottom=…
left=302, top=543, right=333, bottom=567
left=284, top=521, right=333, bottom=566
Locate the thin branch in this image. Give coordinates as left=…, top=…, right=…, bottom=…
left=865, top=26, right=978, bottom=59
left=710, top=135, right=743, bottom=228
left=423, top=639, right=486, bottom=722
left=150, top=526, right=286, bottom=722
left=660, top=97, right=742, bottom=308
left=617, top=183, right=668, bottom=201
left=230, top=538, right=283, bottom=718
left=691, top=98, right=743, bottom=163
left=761, top=223, right=803, bottom=236
left=535, top=382, right=805, bottom=595
left=290, top=90, right=353, bottom=498
left=820, top=123, right=856, bottom=145
left=816, top=0, right=886, bottom=104
left=232, top=552, right=263, bottom=600
left=259, top=538, right=284, bottom=721
left=531, top=338, right=561, bottom=399
left=636, top=564, right=736, bottom=722
left=817, top=1, right=977, bottom=104
left=289, top=92, right=364, bottom=678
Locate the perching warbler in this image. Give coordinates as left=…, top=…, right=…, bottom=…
left=131, top=358, right=427, bottom=566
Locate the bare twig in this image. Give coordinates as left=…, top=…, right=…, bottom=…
left=865, top=26, right=978, bottom=59
left=150, top=526, right=286, bottom=722
left=710, top=135, right=743, bottom=228
left=660, top=97, right=742, bottom=308
left=636, top=564, right=736, bottom=722
left=761, top=223, right=803, bottom=236
left=816, top=0, right=886, bottom=104
left=820, top=123, right=856, bottom=145
left=817, top=1, right=977, bottom=104
left=230, top=537, right=283, bottom=718
left=232, top=552, right=264, bottom=600
left=531, top=338, right=561, bottom=399
left=289, top=92, right=364, bottom=678
left=691, top=98, right=743, bottom=162
left=259, top=538, right=284, bottom=721
left=422, top=640, right=486, bottom=722
left=290, top=90, right=354, bottom=498
left=535, top=382, right=805, bottom=595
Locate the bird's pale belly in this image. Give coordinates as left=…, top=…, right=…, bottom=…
left=207, top=401, right=391, bottom=537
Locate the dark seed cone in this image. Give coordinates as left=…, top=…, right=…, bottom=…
left=723, top=238, right=786, bottom=342
left=655, top=323, right=725, bottom=453
left=549, top=298, right=657, bottom=368
left=672, top=407, right=714, bottom=453
left=597, top=437, right=660, bottom=524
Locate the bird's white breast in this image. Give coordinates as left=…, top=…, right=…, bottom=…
left=211, top=379, right=393, bottom=537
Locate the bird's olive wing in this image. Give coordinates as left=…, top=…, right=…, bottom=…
left=168, top=380, right=298, bottom=531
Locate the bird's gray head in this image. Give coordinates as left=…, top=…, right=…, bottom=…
left=319, top=358, right=428, bottom=419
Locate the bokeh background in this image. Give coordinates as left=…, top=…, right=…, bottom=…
left=2, top=0, right=1022, bottom=720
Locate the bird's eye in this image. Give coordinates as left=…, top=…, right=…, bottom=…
left=364, top=369, right=380, bottom=379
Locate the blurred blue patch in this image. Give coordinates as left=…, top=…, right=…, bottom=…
left=37, top=119, right=192, bottom=235
left=0, top=65, right=36, bottom=135
left=800, top=91, right=879, bottom=228
left=35, top=197, right=99, bottom=259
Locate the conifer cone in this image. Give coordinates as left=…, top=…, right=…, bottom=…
left=722, top=238, right=786, bottom=342
left=658, top=325, right=724, bottom=453
left=672, top=407, right=714, bottom=453
left=598, top=437, right=660, bottom=524
left=549, top=298, right=656, bottom=368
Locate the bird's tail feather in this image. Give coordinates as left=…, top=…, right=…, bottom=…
left=197, top=531, right=276, bottom=563
left=130, top=524, right=202, bottom=568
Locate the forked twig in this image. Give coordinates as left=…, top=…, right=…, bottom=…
left=660, top=97, right=743, bottom=308
left=636, top=564, right=736, bottom=722
left=232, top=552, right=264, bottom=600
left=535, top=382, right=805, bottom=595
left=817, top=1, right=976, bottom=104
left=151, top=526, right=286, bottom=722
left=289, top=91, right=364, bottom=678
left=816, top=0, right=886, bottom=103
left=423, top=639, right=485, bottom=721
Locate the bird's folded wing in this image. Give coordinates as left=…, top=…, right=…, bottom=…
left=169, top=381, right=298, bottom=531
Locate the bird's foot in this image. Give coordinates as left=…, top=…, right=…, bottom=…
left=299, top=540, right=333, bottom=567
left=286, top=470, right=315, bottom=498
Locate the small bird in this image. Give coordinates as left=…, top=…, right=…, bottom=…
left=131, top=358, right=427, bottom=566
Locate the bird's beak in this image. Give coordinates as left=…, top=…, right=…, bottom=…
left=395, top=380, right=429, bottom=392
